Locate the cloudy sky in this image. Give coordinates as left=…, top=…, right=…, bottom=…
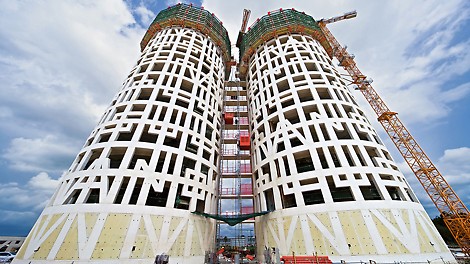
left=0, top=0, right=469, bottom=236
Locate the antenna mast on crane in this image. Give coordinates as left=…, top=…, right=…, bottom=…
left=318, top=11, right=470, bottom=256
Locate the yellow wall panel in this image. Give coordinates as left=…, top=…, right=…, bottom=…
left=91, top=213, right=131, bottom=259
left=401, top=209, right=411, bottom=233
left=283, top=216, right=291, bottom=250
left=85, top=213, right=99, bottom=238
left=372, top=213, right=395, bottom=254
left=168, top=217, right=188, bottom=257
left=307, top=214, right=330, bottom=255
left=417, top=223, right=435, bottom=253
left=266, top=219, right=277, bottom=247
left=190, top=220, right=203, bottom=256
left=265, top=220, right=275, bottom=246
left=416, top=213, right=447, bottom=252
left=151, top=215, right=164, bottom=235
left=372, top=212, right=408, bottom=254
left=338, top=211, right=361, bottom=255
left=55, top=217, right=79, bottom=260
left=291, top=217, right=307, bottom=255
left=130, top=220, right=151, bottom=259
left=32, top=214, right=67, bottom=259
left=353, top=211, right=377, bottom=255
left=315, top=212, right=334, bottom=235
left=378, top=209, right=401, bottom=232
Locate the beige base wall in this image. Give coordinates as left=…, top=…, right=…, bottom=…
left=13, top=208, right=215, bottom=264
left=256, top=204, right=456, bottom=263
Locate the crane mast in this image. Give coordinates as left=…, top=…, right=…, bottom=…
left=240, top=9, right=251, bottom=33
left=236, top=9, right=251, bottom=48
left=318, top=12, right=470, bottom=256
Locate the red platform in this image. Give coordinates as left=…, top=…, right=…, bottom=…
left=223, top=112, right=234, bottom=124
left=239, top=135, right=250, bottom=150
left=281, top=255, right=332, bottom=264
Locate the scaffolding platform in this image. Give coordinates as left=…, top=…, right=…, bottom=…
left=224, top=81, right=247, bottom=87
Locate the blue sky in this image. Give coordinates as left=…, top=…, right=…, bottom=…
left=0, top=0, right=469, bottom=236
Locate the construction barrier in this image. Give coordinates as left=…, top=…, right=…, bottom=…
left=281, top=255, right=332, bottom=264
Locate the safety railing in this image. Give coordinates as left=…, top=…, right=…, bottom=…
left=221, top=164, right=252, bottom=174
left=220, top=185, right=253, bottom=196
left=222, top=130, right=249, bottom=139
left=224, top=106, right=248, bottom=112
left=222, top=149, right=251, bottom=156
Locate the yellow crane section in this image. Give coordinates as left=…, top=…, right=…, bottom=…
left=318, top=12, right=470, bottom=256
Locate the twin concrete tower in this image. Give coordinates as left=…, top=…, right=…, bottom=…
left=15, top=4, right=455, bottom=263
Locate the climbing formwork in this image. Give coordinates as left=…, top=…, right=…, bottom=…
left=239, top=8, right=332, bottom=75
left=141, top=3, right=231, bottom=62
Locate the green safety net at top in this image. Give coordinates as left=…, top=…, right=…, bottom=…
left=140, top=3, right=231, bottom=62
left=239, top=8, right=332, bottom=63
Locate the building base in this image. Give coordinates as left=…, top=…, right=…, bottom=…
left=257, top=202, right=456, bottom=263
left=13, top=205, right=215, bottom=264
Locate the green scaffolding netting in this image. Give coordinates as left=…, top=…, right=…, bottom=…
left=239, top=8, right=326, bottom=61
left=140, top=3, right=231, bottom=60
left=192, top=211, right=271, bottom=226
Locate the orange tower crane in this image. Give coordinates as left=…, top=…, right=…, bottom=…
left=236, top=9, right=251, bottom=48
left=318, top=11, right=470, bottom=256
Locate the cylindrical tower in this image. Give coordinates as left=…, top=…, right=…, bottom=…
left=14, top=4, right=230, bottom=264
left=241, top=9, right=455, bottom=263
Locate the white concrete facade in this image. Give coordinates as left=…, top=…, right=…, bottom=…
left=14, top=6, right=457, bottom=264
left=247, top=33, right=455, bottom=262
left=14, top=27, right=225, bottom=263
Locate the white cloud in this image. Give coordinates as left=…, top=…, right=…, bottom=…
left=0, top=0, right=149, bottom=176
left=28, top=172, right=62, bottom=192
left=135, top=5, right=155, bottom=25
left=2, top=135, right=80, bottom=173
left=441, top=82, right=470, bottom=103
left=438, top=147, right=470, bottom=184
left=0, top=0, right=145, bottom=139
left=436, top=148, right=470, bottom=215
left=0, top=172, right=59, bottom=216
left=0, top=0, right=150, bottom=235
left=347, top=1, right=470, bottom=125
left=165, top=0, right=191, bottom=6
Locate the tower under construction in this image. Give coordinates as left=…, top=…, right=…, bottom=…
left=14, top=4, right=458, bottom=264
